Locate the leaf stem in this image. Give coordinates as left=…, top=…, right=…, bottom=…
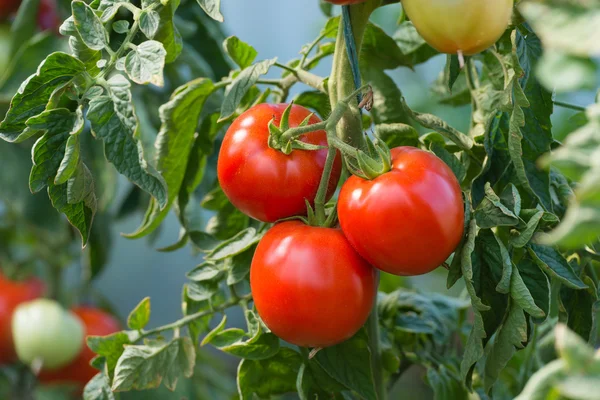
left=313, top=145, right=337, bottom=225
left=281, top=120, right=328, bottom=141
left=554, top=101, right=586, bottom=112
left=139, top=294, right=252, bottom=340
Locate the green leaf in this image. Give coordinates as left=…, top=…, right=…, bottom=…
left=112, top=20, right=130, bottom=34
left=554, top=323, right=596, bottom=369
left=124, top=79, right=216, bottom=238
left=510, top=266, right=545, bottom=319
left=27, top=109, right=77, bottom=193
left=206, top=326, right=280, bottom=360
left=47, top=164, right=97, bottom=246
left=519, top=1, right=600, bottom=57
left=154, top=0, right=182, bottom=63
left=402, top=98, right=473, bottom=150
left=561, top=277, right=598, bottom=342
left=511, top=209, right=543, bottom=248
left=182, top=285, right=212, bottom=348
left=197, top=0, right=223, bottom=22
left=427, top=365, right=469, bottom=400
left=536, top=51, right=598, bottom=93
left=54, top=133, right=81, bottom=185
left=83, top=373, right=115, bottom=400
left=186, top=262, right=224, bottom=282
left=376, top=123, right=419, bottom=149
left=127, top=297, right=151, bottom=331
left=112, top=338, right=196, bottom=392
left=461, top=219, right=490, bottom=312
left=293, top=91, right=331, bottom=120
left=517, top=256, right=551, bottom=321
left=87, top=74, right=167, bottom=209
left=237, top=348, right=302, bottom=400
left=226, top=247, right=254, bottom=285
left=515, top=359, right=566, bottom=400
left=478, top=229, right=512, bottom=295
left=72, top=1, right=109, bottom=51
left=361, top=23, right=412, bottom=70
left=207, top=227, right=260, bottom=261
left=0, top=52, right=85, bottom=142
left=460, top=310, right=485, bottom=388
left=393, top=21, right=438, bottom=66
left=474, top=183, right=519, bottom=229
left=315, top=330, right=377, bottom=400
left=484, top=303, right=528, bottom=391
left=139, top=10, right=160, bottom=39
left=219, top=58, right=277, bottom=121
left=87, top=332, right=133, bottom=377
left=223, top=36, right=257, bottom=69
left=529, top=244, right=588, bottom=289
left=363, top=68, right=410, bottom=126
left=431, top=144, right=466, bottom=183
left=125, top=41, right=167, bottom=86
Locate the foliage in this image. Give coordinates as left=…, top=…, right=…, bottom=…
left=0, top=0, right=599, bottom=399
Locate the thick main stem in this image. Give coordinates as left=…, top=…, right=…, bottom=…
left=329, top=1, right=380, bottom=149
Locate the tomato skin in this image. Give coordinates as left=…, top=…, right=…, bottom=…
left=0, top=0, right=20, bottom=20
left=338, top=147, right=464, bottom=276
left=402, top=0, right=513, bottom=55
left=12, top=299, right=85, bottom=370
left=37, top=0, right=60, bottom=33
left=39, top=307, right=121, bottom=388
left=250, top=221, right=377, bottom=348
left=218, top=104, right=341, bottom=223
left=0, top=275, right=45, bottom=365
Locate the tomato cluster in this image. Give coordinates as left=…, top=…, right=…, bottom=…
left=0, top=275, right=120, bottom=389
left=219, top=104, right=464, bottom=347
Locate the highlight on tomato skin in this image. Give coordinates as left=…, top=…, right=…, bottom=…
left=0, top=274, right=46, bottom=365
left=217, top=103, right=342, bottom=223
left=401, top=0, right=514, bottom=55
left=39, top=307, right=121, bottom=389
left=250, top=221, right=377, bottom=348
left=338, top=146, right=465, bottom=277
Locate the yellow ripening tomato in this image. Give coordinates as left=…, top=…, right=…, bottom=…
left=402, top=0, right=514, bottom=55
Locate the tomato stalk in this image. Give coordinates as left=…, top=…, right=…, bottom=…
left=328, top=0, right=380, bottom=149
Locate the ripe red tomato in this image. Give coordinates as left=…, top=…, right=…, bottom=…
left=39, top=307, right=121, bottom=387
left=325, top=0, right=367, bottom=4
left=37, top=0, right=60, bottom=33
left=338, top=147, right=464, bottom=276
left=250, top=221, right=377, bottom=347
left=218, top=104, right=341, bottom=223
left=402, top=0, right=513, bottom=55
left=0, top=274, right=45, bottom=365
left=0, top=0, right=20, bottom=20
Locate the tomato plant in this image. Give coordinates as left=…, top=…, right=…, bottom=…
left=250, top=221, right=376, bottom=347
left=218, top=103, right=341, bottom=222
left=401, top=0, right=514, bottom=55
left=12, top=299, right=84, bottom=370
left=0, top=0, right=599, bottom=399
left=338, top=146, right=464, bottom=276
left=0, top=274, right=45, bottom=364
left=39, top=307, right=120, bottom=387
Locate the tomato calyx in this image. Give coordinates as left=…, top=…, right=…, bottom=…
left=268, top=103, right=328, bottom=155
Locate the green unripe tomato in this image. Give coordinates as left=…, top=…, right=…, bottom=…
left=401, top=0, right=514, bottom=55
left=12, top=299, right=85, bottom=370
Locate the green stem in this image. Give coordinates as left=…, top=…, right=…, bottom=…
left=329, top=1, right=380, bottom=149
left=554, top=101, right=586, bottom=112
left=367, top=298, right=385, bottom=400
left=281, top=120, right=328, bottom=142
left=139, top=294, right=252, bottom=340
left=313, top=145, right=338, bottom=224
